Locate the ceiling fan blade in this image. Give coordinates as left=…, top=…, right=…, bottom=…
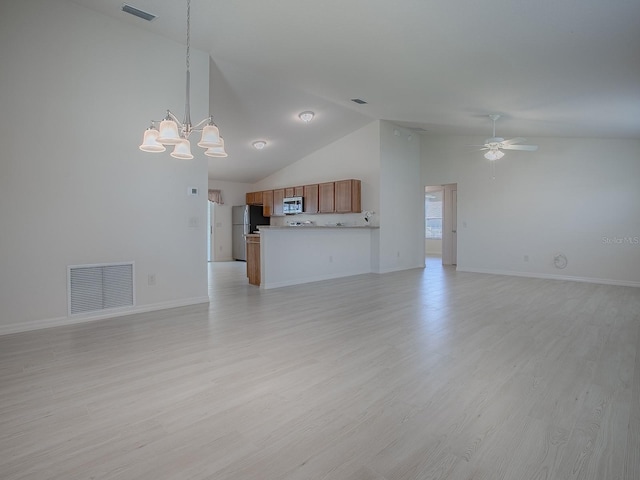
left=501, top=137, right=526, bottom=145
left=502, top=144, right=538, bottom=151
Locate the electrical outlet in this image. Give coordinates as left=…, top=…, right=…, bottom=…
left=148, top=274, right=156, bottom=286
left=524, top=255, right=529, bottom=262
left=329, top=255, right=333, bottom=263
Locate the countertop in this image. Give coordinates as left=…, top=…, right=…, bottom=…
left=258, top=225, right=379, bottom=230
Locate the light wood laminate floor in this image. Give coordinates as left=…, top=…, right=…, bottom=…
left=1, top=258, right=639, bottom=480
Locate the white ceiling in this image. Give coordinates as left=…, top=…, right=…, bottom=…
left=71, top=0, right=640, bottom=183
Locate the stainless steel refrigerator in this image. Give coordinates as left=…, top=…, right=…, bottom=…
left=232, top=205, right=269, bottom=261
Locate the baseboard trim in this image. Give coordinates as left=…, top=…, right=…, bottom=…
left=376, top=264, right=425, bottom=274
left=456, top=267, right=640, bottom=288
left=0, top=296, right=211, bottom=336
left=262, top=270, right=373, bottom=289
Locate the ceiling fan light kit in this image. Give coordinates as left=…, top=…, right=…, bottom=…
left=139, top=0, right=226, bottom=160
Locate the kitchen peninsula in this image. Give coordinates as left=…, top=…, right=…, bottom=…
left=252, top=225, right=379, bottom=289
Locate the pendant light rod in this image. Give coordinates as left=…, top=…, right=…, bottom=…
left=183, top=0, right=192, bottom=129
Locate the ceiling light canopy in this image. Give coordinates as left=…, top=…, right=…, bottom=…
left=139, top=0, right=226, bottom=160
left=252, top=140, right=267, bottom=150
left=298, top=111, right=315, bottom=123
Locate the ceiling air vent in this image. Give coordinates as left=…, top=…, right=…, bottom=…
left=351, top=98, right=368, bottom=105
left=122, top=4, right=157, bottom=22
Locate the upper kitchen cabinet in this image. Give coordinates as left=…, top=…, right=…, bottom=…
left=318, top=182, right=335, bottom=213
left=285, top=186, right=305, bottom=199
left=272, top=189, right=285, bottom=216
left=262, top=190, right=274, bottom=217
left=246, top=191, right=263, bottom=205
left=303, top=184, right=319, bottom=214
left=335, top=179, right=361, bottom=213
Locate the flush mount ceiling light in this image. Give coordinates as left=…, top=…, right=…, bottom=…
left=252, top=140, right=267, bottom=150
left=298, top=111, right=315, bottom=123
left=139, top=0, right=226, bottom=160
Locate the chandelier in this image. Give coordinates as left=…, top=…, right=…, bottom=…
left=139, top=0, right=227, bottom=159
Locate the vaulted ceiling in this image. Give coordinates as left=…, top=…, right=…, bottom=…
left=70, top=0, right=640, bottom=183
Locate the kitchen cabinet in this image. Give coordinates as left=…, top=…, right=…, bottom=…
left=335, top=179, right=361, bottom=213
left=248, top=180, right=359, bottom=213
left=246, top=191, right=263, bottom=205
left=285, top=186, right=304, bottom=198
left=273, top=189, right=285, bottom=216
left=246, top=235, right=260, bottom=286
left=262, top=190, right=273, bottom=217
left=318, top=182, right=335, bottom=213
left=303, top=184, right=319, bottom=213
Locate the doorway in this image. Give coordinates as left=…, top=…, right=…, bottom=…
left=425, top=183, right=457, bottom=265
left=425, top=186, right=444, bottom=257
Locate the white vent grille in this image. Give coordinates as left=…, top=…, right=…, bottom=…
left=68, top=263, right=135, bottom=315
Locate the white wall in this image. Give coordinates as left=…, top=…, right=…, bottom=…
left=0, top=0, right=210, bottom=334
left=378, top=122, right=424, bottom=272
left=421, top=135, right=640, bottom=286
left=425, top=239, right=442, bottom=255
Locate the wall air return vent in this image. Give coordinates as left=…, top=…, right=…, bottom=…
left=351, top=98, right=368, bottom=105
left=68, top=262, right=135, bottom=315
left=121, top=4, right=157, bottom=22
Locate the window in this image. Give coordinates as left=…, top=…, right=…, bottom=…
left=425, top=190, right=443, bottom=239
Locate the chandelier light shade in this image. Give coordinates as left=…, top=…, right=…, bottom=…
left=197, top=124, right=222, bottom=148
left=139, top=126, right=166, bottom=152
left=156, top=118, right=181, bottom=145
left=170, top=138, right=194, bottom=160
left=139, top=0, right=226, bottom=159
left=205, top=138, right=228, bottom=158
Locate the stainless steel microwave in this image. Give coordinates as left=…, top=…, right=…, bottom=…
left=283, top=196, right=303, bottom=214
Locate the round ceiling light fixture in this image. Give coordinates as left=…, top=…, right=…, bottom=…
left=298, top=111, right=315, bottom=123
left=252, top=140, right=267, bottom=150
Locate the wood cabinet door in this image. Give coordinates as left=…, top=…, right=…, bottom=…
left=246, top=237, right=260, bottom=286
left=303, top=184, right=319, bottom=213
left=262, top=190, right=273, bottom=217
left=273, top=189, right=284, bottom=216
left=318, top=182, right=335, bottom=213
left=335, top=179, right=362, bottom=213
left=284, top=187, right=294, bottom=198
left=294, top=186, right=304, bottom=197
left=246, top=192, right=254, bottom=204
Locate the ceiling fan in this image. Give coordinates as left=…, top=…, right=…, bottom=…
left=476, top=114, right=538, bottom=160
